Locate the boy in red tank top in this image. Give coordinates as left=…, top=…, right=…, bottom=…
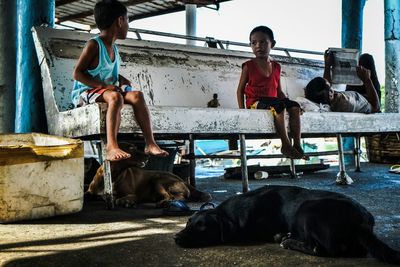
left=237, top=26, right=308, bottom=159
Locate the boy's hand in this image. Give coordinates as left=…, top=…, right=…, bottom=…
left=356, top=66, right=371, bottom=83
left=324, top=50, right=333, bottom=68
left=95, top=84, right=122, bottom=93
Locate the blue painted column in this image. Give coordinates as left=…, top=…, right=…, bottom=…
left=384, top=0, right=400, bottom=113
left=15, top=0, right=55, bottom=133
left=341, top=0, right=366, bottom=165
left=342, top=0, right=366, bottom=50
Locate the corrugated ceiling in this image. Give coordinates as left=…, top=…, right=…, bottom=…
left=56, top=0, right=231, bottom=29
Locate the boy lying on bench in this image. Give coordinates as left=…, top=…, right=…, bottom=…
left=304, top=51, right=380, bottom=114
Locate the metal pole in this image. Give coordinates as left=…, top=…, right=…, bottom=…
left=384, top=0, right=400, bottom=113
left=185, top=4, right=197, bottom=46
left=355, top=135, right=361, bottom=172
left=289, top=158, right=298, bottom=179
left=336, top=134, right=354, bottom=185
left=189, top=134, right=196, bottom=187
left=101, top=137, right=114, bottom=210
left=341, top=0, right=366, bottom=165
left=15, top=0, right=55, bottom=133
left=239, top=134, right=249, bottom=193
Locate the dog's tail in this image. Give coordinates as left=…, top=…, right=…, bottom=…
left=358, top=227, right=400, bottom=265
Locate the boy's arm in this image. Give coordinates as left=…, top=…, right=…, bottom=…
left=277, top=80, right=286, bottom=99
left=237, top=65, right=249, bottom=109
left=323, top=50, right=333, bottom=83
left=73, top=39, right=114, bottom=89
left=119, top=74, right=131, bottom=86
left=357, top=66, right=380, bottom=113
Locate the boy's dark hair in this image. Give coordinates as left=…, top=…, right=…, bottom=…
left=94, top=0, right=127, bottom=30
left=249, top=26, right=274, bottom=42
left=346, top=53, right=381, bottom=102
left=305, top=77, right=330, bottom=104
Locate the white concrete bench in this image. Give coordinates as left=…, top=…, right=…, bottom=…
left=33, top=26, right=400, bottom=206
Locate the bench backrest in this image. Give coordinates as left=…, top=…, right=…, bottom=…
left=33, top=26, right=324, bottom=112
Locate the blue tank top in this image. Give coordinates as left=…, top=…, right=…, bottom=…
left=71, top=36, right=120, bottom=106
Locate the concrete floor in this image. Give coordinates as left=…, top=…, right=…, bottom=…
left=1, top=162, right=399, bottom=267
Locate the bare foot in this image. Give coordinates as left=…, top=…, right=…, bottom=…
left=106, top=147, right=131, bottom=161
left=293, top=145, right=310, bottom=160
left=145, top=144, right=169, bottom=157
left=281, top=146, right=303, bottom=159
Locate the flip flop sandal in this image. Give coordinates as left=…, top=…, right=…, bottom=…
left=199, top=202, right=217, bottom=210
left=162, top=200, right=195, bottom=216
left=162, top=201, right=217, bottom=216
left=389, top=165, right=400, bottom=174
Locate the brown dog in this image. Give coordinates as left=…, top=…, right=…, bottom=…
left=86, top=143, right=149, bottom=196
left=112, top=167, right=212, bottom=207
left=86, top=143, right=211, bottom=207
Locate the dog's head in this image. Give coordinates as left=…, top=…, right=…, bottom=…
left=168, top=182, right=190, bottom=201
left=175, top=208, right=231, bottom=247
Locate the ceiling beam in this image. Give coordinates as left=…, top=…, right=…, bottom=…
left=123, top=0, right=156, bottom=6
left=58, top=0, right=232, bottom=24
left=129, top=6, right=186, bottom=22
left=57, top=0, right=154, bottom=22
left=56, top=0, right=80, bottom=7
left=58, top=10, right=93, bottom=23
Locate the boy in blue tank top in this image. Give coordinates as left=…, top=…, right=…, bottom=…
left=72, top=0, right=168, bottom=161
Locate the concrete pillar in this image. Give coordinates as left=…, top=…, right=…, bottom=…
left=384, top=0, right=400, bottom=113
left=185, top=4, right=197, bottom=46
left=15, top=0, right=55, bottom=133
left=0, top=1, right=16, bottom=133
left=341, top=0, right=366, bottom=165
left=342, top=0, right=366, bottom=50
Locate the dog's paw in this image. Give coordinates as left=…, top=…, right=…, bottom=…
left=279, top=232, right=291, bottom=243
left=280, top=237, right=295, bottom=249
left=273, top=233, right=284, bottom=243
left=115, top=197, right=137, bottom=208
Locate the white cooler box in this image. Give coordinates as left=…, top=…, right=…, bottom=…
left=0, top=133, right=84, bottom=223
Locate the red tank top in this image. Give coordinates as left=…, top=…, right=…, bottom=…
left=243, top=59, right=281, bottom=108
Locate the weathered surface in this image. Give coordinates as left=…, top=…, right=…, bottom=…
left=384, top=0, right=400, bottom=112
left=33, top=26, right=400, bottom=140
left=0, top=133, right=83, bottom=223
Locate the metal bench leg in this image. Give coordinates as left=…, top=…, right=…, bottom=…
left=336, top=134, right=354, bottom=185
left=289, top=158, right=298, bottom=178
left=96, top=141, right=103, bottom=164
left=240, top=134, right=249, bottom=193
left=189, top=134, right=196, bottom=187
left=354, top=135, right=361, bottom=172
left=100, top=138, right=115, bottom=209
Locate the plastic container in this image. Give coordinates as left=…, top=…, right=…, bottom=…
left=254, top=171, right=269, bottom=180
left=0, top=133, right=84, bottom=223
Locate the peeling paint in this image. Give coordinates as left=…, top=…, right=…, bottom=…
left=384, top=9, right=399, bottom=41
left=384, top=2, right=400, bottom=112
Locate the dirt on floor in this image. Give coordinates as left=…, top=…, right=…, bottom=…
left=0, top=163, right=399, bottom=267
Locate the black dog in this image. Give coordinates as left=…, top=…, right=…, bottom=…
left=175, top=185, right=400, bottom=265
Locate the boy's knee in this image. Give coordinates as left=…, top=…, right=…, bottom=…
left=127, top=91, right=144, bottom=102
left=108, top=91, right=124, bottom=105
left=288, top=106, right=300, bottom=114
